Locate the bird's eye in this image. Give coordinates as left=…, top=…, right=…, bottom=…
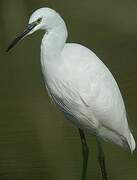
left=37, top=18, right=42, bottom=23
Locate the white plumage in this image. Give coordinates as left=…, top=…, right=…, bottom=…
left=27, top=7, right=136, bottom=152
left=17, top=7, right=134, bottom=153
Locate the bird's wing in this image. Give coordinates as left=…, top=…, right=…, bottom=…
left=60, top=43, right=134, bottom=149
left=45, top=43, right=135, bottom=150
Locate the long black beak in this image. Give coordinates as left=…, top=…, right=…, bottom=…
left=6, top=23, right=37, bottom=52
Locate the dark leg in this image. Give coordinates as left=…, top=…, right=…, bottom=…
left=96, top=136, right=108, bottom=180
left=78, top=128, right=89, bottom=180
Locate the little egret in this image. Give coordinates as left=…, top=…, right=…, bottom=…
left=7, top=7, right=136, bottom=180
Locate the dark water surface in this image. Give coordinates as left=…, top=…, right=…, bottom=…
left=0, top=0, right=137, bottom=179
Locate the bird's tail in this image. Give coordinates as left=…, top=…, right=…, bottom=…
left=127, top=132, right=136, bottom=153
left=98, top=125, right=136, bottom=153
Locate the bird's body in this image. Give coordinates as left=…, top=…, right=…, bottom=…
left=7, top=7, right=136, bottom=180
left=40, top=12, right=135, bottom=152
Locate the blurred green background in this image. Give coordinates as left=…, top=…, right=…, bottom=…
left=0, top=0, right=137, bottom=179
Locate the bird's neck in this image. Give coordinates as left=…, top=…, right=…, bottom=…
left=41, top=23, right=68, bottom=61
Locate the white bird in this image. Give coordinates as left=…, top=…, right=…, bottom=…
left=7, top=7, right=136, bottom=180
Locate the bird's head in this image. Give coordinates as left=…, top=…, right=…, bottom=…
left=6, top=7, right=64, bottom=52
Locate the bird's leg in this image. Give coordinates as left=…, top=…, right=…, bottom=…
left=78, top=128, right=89, bottom=180
left=96, top=136, right=108, bottom=180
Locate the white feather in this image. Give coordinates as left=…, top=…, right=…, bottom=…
left=29, top=7, right=135, bottom=152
